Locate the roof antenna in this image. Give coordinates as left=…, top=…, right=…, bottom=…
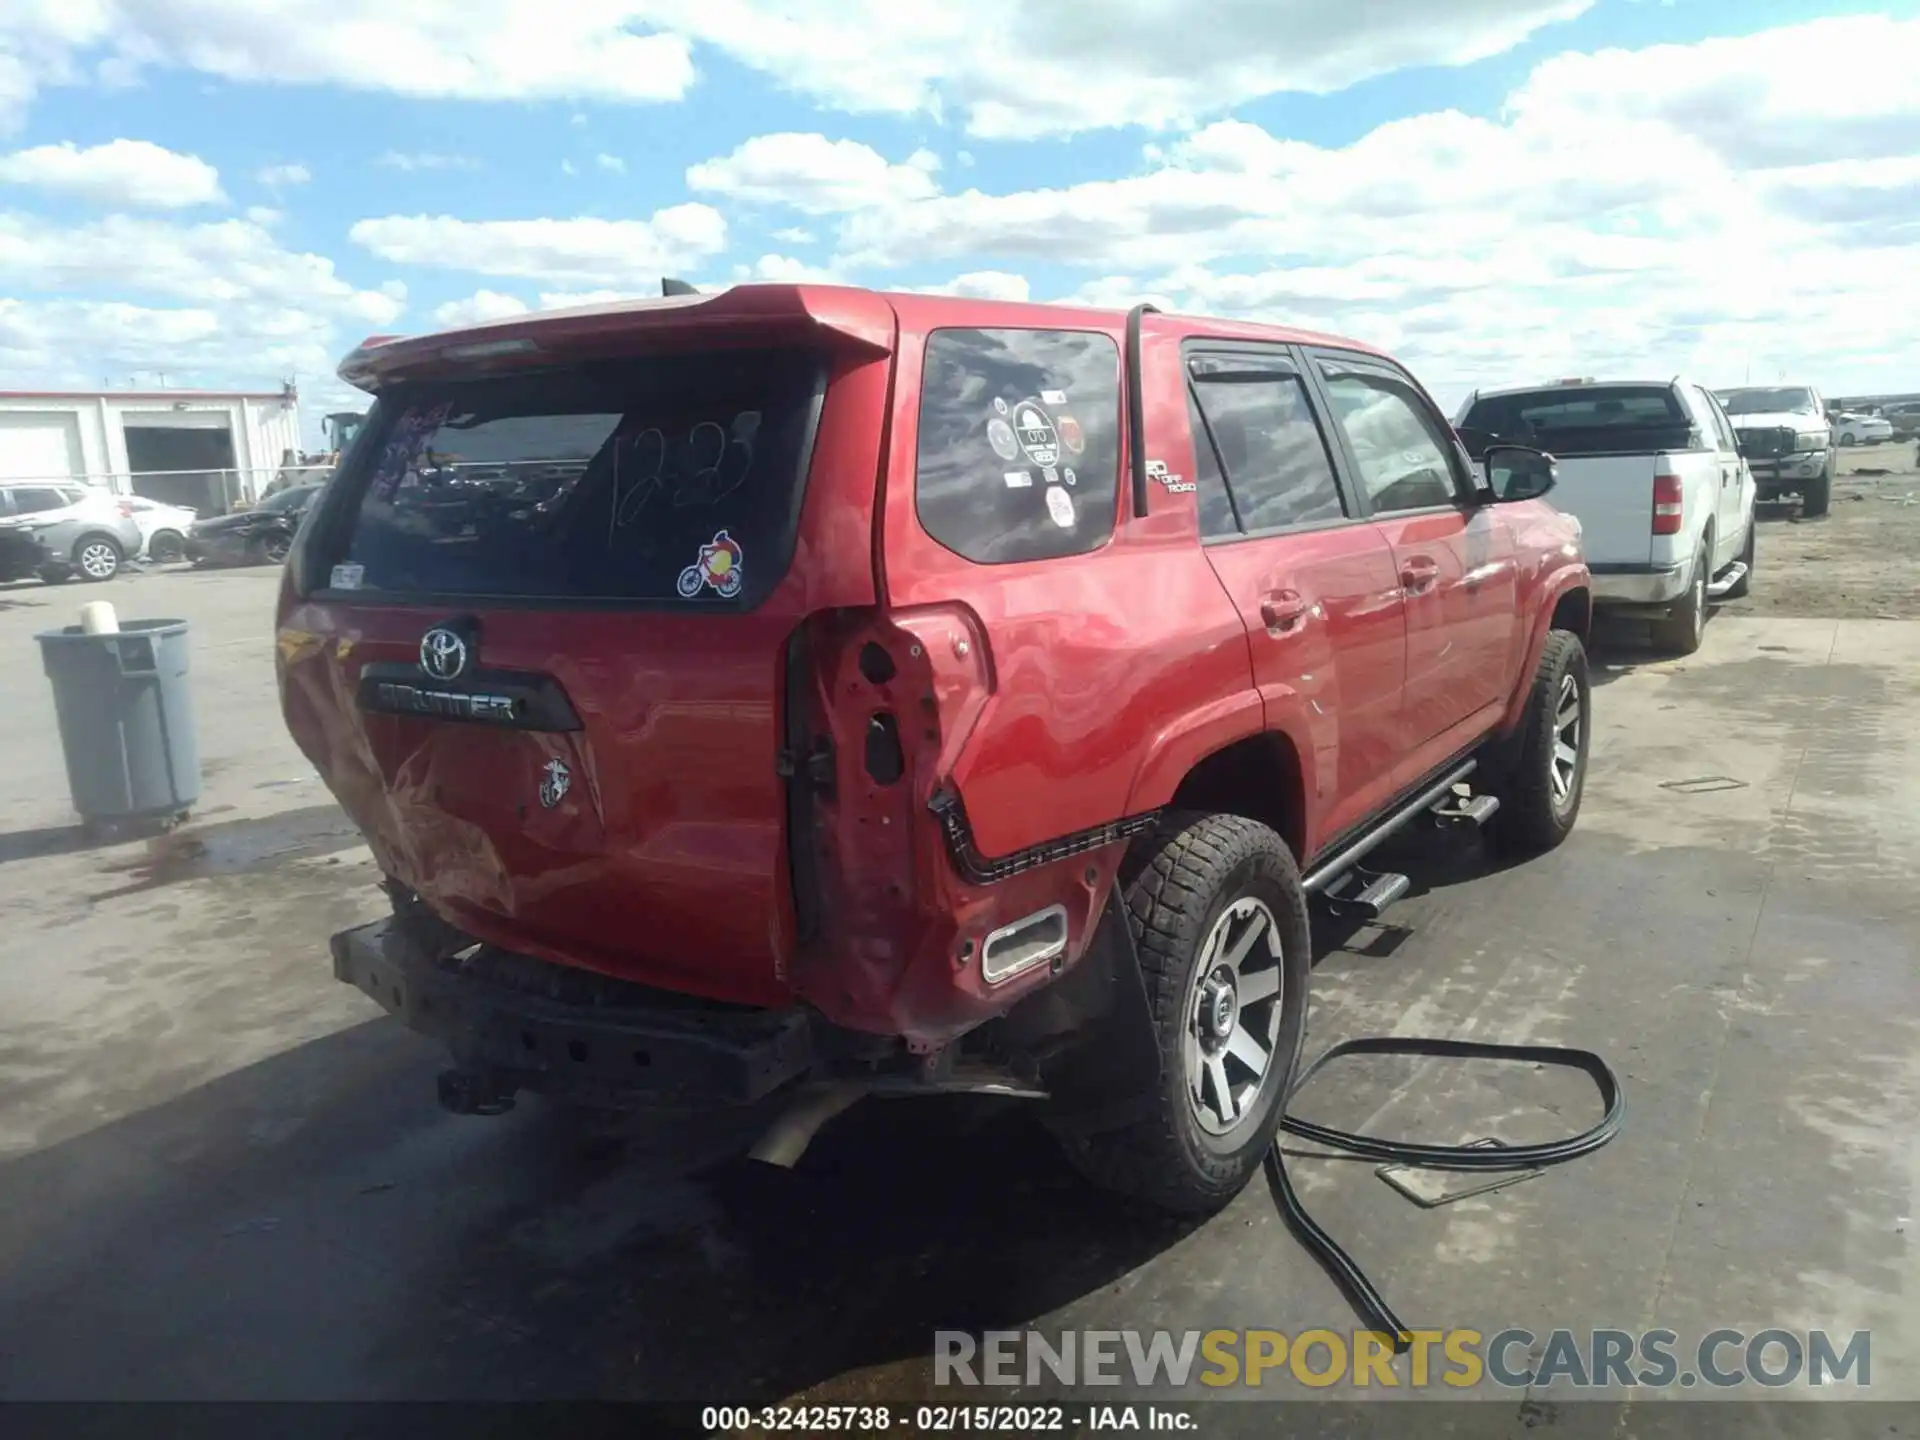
left=661, top=278, right=698, bottom=297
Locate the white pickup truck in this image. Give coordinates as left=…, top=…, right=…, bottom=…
left=1456, top=378, right=1756, bottom=655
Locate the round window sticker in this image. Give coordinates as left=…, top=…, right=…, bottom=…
left=1057, top=414, right=1086, bottom=457
left=993, top=396, right=1010, bottom=416
left=986, top=416, right=1019, bottom=462
left=1046, top=486, right=1076, bottom=529
left=1011, top=401, right=1061, bottom=467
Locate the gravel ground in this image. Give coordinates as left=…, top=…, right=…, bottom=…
left=1719, top=441, right=1920, bottom=621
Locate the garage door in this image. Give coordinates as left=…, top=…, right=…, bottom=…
left=0, top=412, right=83, bottom=485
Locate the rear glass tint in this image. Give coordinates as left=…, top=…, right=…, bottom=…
left=330, top=351, right=821, bottom=603
left=1460, top=386, right=1686, bottom=439
left=915, top=328, right=1120, bottom=565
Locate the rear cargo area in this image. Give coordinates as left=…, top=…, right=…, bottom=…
left=278, top=306, right=894, bottom=1008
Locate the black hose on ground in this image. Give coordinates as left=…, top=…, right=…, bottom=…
left=1263, top=1035, right=1624, bottom=1354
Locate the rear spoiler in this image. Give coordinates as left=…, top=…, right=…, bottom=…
left=336, top=283, right=896, bottom=392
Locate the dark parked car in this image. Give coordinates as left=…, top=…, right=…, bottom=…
left=0, top=524, right=56, bottom=584
left=186, top=483, right=326, bottom=567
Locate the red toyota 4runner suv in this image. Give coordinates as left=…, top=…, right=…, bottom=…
left=278, top=285, right=1591, bottom=1214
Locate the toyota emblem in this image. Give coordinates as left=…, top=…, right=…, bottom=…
left=419, top=626, right=469, bottom=681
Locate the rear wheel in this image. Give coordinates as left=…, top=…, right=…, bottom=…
left=72, top=535, right=122, bottom=582
left=1055, top=812, right=1310, bottom=1216
left=1489, top=630, right=1590, bottom=855
left=1653, top=542, right=1709, bottom=655
left=148, top=529, right=186, bottom=563
left=257, top=532, right=293, bottom=565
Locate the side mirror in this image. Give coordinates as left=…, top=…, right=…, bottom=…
left=1483, top=443, right=1557, bottom=502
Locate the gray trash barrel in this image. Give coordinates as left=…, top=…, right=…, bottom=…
left=35, top=618, right=199, bottom=826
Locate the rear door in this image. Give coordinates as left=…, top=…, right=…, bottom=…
left=279, top=342, right=888, bottom=1006
left=1692, top=385, right=1749, bottom=566
left=1308, top=351, right=1518, bottom=762
left=1182, top=344, right=1406, bottom=845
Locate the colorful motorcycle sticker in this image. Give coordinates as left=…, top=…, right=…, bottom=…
left=677, top=529, right=745, bottom=599
left=1046, top=486, right=1075, bottom=529
left=1011, top=400, right=1060, bottom=467
left=1057, top=414, right=1086, bottom=456
left=986, top=416, right=1019, bottom=461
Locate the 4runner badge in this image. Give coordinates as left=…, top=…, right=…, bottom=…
left=539, top=758, right=571, bottom=809
left=677, top=530, right=745, bottom=599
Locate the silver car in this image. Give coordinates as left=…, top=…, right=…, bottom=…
left=0, top=483, right=146, bottom=582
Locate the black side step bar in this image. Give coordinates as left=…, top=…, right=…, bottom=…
left=1302, top=759, right=1485, bottom=914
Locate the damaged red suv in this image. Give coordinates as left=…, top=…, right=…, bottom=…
left=278, top=284, right=1591, bottom=1213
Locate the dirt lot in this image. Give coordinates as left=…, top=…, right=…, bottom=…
left=1719, top=443, right=1920, bottom=621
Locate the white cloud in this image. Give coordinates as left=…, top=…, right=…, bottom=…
left=807, top=14, right=1920, bottom=395
left=246, top=205, right=282, bottom=225
left=432, top=289, right=530, bottom=327
left=643, top=0, right=1594, bottom=137
left=349, top=207, right=729, bottom=286
left=770, top=226, right=815, bottom=245
left=733, top=253, right=841, bottom=284
left=0, top=1, right=694, bottom=115
left=426, top=287, right=651, bottom=329
left=688, top=133, right=940, bottom=213
left=376, top=150, right=479, bottom=172
left=0, top=1, right=1590, bottom=138
left=257, top=162, right=310, bottom=189
left=0, top=214, right=406, bottom=405
left=913, top=270, right=1030, bottom=302
left=595, top=153, right=626, bottom=174
left=0, top=138, right=224, bottom=209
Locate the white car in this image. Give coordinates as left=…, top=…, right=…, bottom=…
left=121, top=495, right=199, bottom=563
left=1832, top=412, right=1892, bottom=446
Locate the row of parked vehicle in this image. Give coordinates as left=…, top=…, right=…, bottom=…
left=0, top=479, right=328, bottom=585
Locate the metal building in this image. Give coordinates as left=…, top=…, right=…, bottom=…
left=0, top=385, right=303, bottom=516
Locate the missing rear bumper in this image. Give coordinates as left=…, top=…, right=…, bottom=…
left=330, top=917, right=818, bottom=1110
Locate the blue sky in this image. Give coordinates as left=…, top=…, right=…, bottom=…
left=0, top=0, right=1915, bottom=437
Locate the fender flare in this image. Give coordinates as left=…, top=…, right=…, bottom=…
left=1122, top=687, right=1268, bottom=815
left=1499, top=565, right=1592, bottom=735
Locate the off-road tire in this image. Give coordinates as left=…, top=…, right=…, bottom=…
left=1802, top=472, right=1830, bottom=518
left=1654, top=542, right=1709, bottom=655
left=1725, top=519, right=1755, bottom=599
left=1489, top=630, right=1591, bottom=856
left=1055, top=812, right=1310, bottom=1216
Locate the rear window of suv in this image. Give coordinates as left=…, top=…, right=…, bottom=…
left=326, top=350, right=822, bottom=604
left=915, top=327, right=1121, bottom=565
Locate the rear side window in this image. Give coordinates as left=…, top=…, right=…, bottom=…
left=329, top=350, right=822, bottom=604
left=915, top=328, right=1120, bottom=565
left=1188, top=371, right=1346, bottom=535
left=10, top=487, right=70, bottom=514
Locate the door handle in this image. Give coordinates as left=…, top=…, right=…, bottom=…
left=1260, top=590, right=1308, bottom=634
left=1399, top=558, right=1439, bottom=593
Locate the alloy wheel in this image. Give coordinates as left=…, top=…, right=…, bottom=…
left=1550, top=670, right=1584, bottom=809
left=1182, top=897, right=1289, bottom=1137
left=78, top=541, right=118, bottom=580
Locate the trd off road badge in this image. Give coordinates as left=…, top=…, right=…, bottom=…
left=677, top=529, right=745, bottom=599
left=539, top=757, right=571, bottom=809
left=1146, top=458, right=1196, bottom=495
